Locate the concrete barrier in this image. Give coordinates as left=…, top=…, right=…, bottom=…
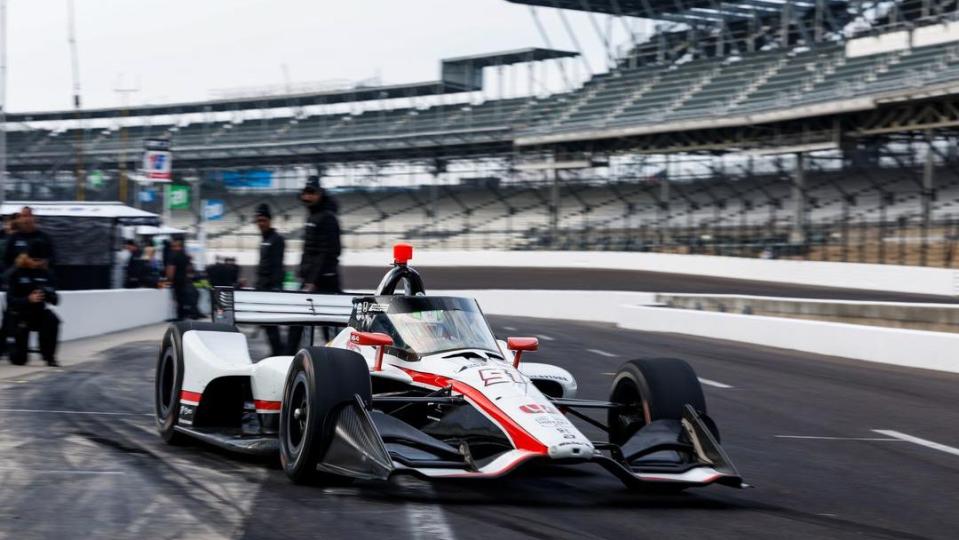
left=52, top=289, right=172, bottom=341
left=620, top=305, right=959, bottom=374
left=435, top=290, right=658, bottom=323
left=436, top=289, right=959, bottom=374
left=210, top=249, right=959, bottom=297
left=656, top=293, right=959, bottom=333
left=42, top=286, right=959, bottom=374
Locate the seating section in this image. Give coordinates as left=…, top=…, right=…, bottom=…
left=8, top=37, right=959, bottom=158
left=185, top=165, right=959, bottom=252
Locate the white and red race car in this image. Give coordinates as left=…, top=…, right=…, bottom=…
left=155, top=244, right=743, bottom=489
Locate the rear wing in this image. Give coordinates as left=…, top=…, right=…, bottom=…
left=211, top=287, right=355, bottom=326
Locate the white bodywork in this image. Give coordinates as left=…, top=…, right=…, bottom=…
left=180, top=325, right=588, bottom=459
left=329, top=327, right=592, bottom=460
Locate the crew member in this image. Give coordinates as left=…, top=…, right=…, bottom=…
left=4, top=207, right=56, bottom=271
left=254, top=204, right=286, bottom=355
left=123, top=239, right=146, bottom=288
left=288, top=176, right=341, bottom=352
left=206, top=256, right=230, bottom=287
left=299, top=176, right=341, bottom=293
left=165, top=238, right=191, bottom=320
left=7, top=243, right=60, bottom=367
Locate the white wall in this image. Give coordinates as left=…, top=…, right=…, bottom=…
left=451, top=289, right=959, bottom=374
left=210, top=249, right=959, bottom=297
left=53, top=289, right=172, bottom=341
left=360, top=251, right=958, bottom=297
left=619, top=306, right=959, bottom=374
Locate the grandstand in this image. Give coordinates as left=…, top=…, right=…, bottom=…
left=7, top=1, right=959, bottom=267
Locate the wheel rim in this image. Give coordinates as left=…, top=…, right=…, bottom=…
left=158, top=347, right=177, bottom=417
left=286, top=375, right=309, bottom=455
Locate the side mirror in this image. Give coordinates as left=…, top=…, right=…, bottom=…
left=507, top=337, right=538, bottom=368
left=351, top=331, right=394, bottom=371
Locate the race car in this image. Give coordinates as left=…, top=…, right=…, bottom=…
left=154, top=243, right=743, bottom=489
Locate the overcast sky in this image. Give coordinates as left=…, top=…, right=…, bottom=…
left=4, top=0, right=642, bottom=112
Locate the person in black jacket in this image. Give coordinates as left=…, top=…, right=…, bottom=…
left=298, top=176, right=341, bottom=293
left=288, top=176, right=341, bottom=353
left=7, top=242, right=60, bottom=366
left=123, top=240, right=146, bottom=288
left=254, top=203, right=286, bottom=355
left=4, top=207, right=55, bottom=272
left=165, top=238, right=191, bottom=320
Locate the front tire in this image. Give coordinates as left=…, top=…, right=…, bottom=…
left=155, top=321, right=237, bottom=445
left=279, top=347, right=371, bottom=485
left=607, top=358, right=709, bottom=446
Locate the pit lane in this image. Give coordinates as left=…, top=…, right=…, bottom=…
left=1, top=316, right=957, bottom=539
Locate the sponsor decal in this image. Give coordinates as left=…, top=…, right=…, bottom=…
left=477, top=367, right=526, bottom=387
left=519, top=403, right=559, bottom=414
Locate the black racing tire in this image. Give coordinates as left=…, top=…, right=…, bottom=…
left=279, top=346, right=371, bottom=485
left=155, top=321, right=237, bottom=445
left=607, top=358, right=709, bottom=447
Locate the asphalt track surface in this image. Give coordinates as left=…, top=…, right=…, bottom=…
left=338, top=266, right=959, bottom=303
left=2, top=317, right=958, bottom=539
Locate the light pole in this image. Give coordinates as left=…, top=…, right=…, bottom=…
left=0, top=0, right=7, bottom=207
left=67, top=0, right=85, bottom=201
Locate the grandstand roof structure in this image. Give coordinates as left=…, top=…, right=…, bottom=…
left=442, top=47, right=579, bottom=67
left=8, top=1, right=959, bottom=176
left=507, top=0, right=845, bottom=22
left=7, top=49, right=577, bottom=123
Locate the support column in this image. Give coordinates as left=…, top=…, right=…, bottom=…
left=658, top=156, right=671, bottom=244
left=549, top=152, right=559, bottom=245
left=921, top=135, right=935, bottom=266
left=790, top=153, right=807, bottom=244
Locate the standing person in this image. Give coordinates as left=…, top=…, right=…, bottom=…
left=299, top=176, right=341, bottom=293
left=7, top=244, right=60, bottom=367
left=123, top=240, right=146, bottom=288
left=254, top=204, right=286, bottom=356
left=4, top=207, right=56, bottom=272
left=141, top=245, right=161, bottom=288
left=206, top=256, right=230, bottom=287
left=288, top=176, right=341, bottom=353
left=165, top=238, right=191, bottom=321
left=224, top=257, right=241, bottom=288
left=0, top=214, right=18, bottom=360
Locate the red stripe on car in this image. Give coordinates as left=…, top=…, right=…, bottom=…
left=400, top=367, right=548, bottom=454
left=180, top=390, right=202, bottom=403
left=254, top=400, right=281, bottom=411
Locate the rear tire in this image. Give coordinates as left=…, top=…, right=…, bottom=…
left=279, top=347, right=371, bottom=485
left=607, top=358, right=709, bottom=446
left=155, top=321, right=237, bottom=445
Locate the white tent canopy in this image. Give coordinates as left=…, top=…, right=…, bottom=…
left=0, top=201, right=160, bottom=221
left=134, top=225, right=186, bottom=235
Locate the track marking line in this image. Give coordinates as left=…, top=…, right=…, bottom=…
left=536, top=334, right=555, bottom=341
left=586, top=349, right=618, bottom=358
left=601, top=372, right=616, bottom=376
left=872, top=430, right=959, bottom=457
left=0, top=466, right=126, bottom=476
left=0, top=408, right=153, bottom=417
left=697, top=378, right=733, bottom=389
left=775, top=435, right=903, bottom=441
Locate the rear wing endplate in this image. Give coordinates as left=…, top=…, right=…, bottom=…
left=211, top=287, right=355, bottom=326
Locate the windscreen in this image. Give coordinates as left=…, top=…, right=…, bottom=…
left=366, top=296, right=499, bottom=356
